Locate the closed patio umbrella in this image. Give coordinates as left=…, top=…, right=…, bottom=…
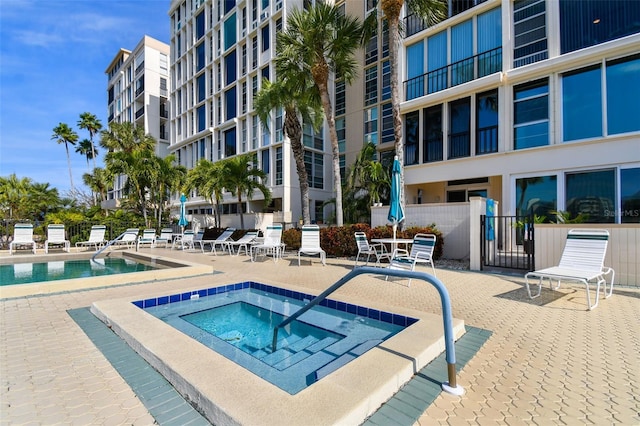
left=178, top=193, right=189, bottom=232
left=388, top=156, right=405, bottom=240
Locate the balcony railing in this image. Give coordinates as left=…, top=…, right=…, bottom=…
left=135, top=107, right=144, bottom=119
left=135, top=86, right=144, bottom=97
left=476, top=125, right=498, bottom=155
left=404, top=0, right=489, bottom=37
left=135, top=61, right=145, bottom=75
left=404, top=47, right=502, bottom=101
left=160, top=108, right=169, bottom=118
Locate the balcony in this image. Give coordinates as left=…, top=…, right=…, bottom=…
left=160, top=107, right=169, bottom=119
left=404, top=47, right=501, bottom=101
left=135, top=61, right=145, bottom=75
left=404, top=0, right=489, bottom=37
left=135, top=86, right=144, bottom=97
left=135, top=106, right=145, bottom=119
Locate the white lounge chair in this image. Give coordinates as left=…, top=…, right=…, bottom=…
left=172, top=230, right=195, bottom=250
left=354, top=232, right=389, bottom=267
left=386, top=233, right=437, bottom=286
left=75, top=225, right=107, bottom=251
left=298, top=225, right=326, bottom=266
left=251, top=225, right=284, bottom=262
left=525, top=228, right=615, bottom=310
left=136, top=229, right=157, bottom=250
left=111, top=228, right=139, bottom=249
left=204, top=227, right=236, bottom=255
left=154, top=228, right=174, bottom=248
left=224, top=231, right=258, bottom=256
left=45, top=224, right=70, bottom=253
left=9, top=223, right=37, bottom=255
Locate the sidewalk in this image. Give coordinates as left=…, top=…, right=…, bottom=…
left=1, top=248, right=639, bottom=425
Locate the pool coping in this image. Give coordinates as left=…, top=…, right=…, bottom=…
left=91, top=280, right=466, bottom=426
left=0, top=251, right=213, bottom=299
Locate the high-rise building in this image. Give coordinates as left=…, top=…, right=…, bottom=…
left=388, top=0, right=639, bottom=223
left=104, top=35, right=170, bottom=206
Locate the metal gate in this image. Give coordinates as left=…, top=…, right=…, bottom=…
left=480, top=215, right=535, bottom=272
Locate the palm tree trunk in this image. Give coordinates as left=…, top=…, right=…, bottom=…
left=388, top=14, right=405, bottom=212
left=237, top=192, right=245, bottom=229
left=285, top=110, right=311, bottom=224
left=64, top=142, right=75, bottom=191
left=317, top=83, right=343, bottom=226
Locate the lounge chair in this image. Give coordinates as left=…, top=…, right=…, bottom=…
left=354, top=232, right=389, bottom=267
left=386, top=233, right=437, bottom=286
left=9, top=223, right=37, bottom=255
left=45, top=224, right=71, bottom=253
left=75, top=225, right=107, bottom=250
left=525, top=228, right=615, bottom=310
left=172, top=230, right=195, bottom=250
left=136, top=229, right=157, bottom=250
left=224, top=231, right=258, bottom=256
left=154, top=228, right=174, bottom=248
left=298, top=225, right=326, bottom=266
left=251, top=224, right=284, bottom=262
left=204, top=227, right=236, bottom=254
left=111, top=228, right=139, bottom=249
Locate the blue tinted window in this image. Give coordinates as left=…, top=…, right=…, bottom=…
left=449, top=98, right=470, bottom=159
left=196, top=43, right=205, bottom=71
left=562, top=67, right=602, bottom=141
left=621, top=168, right=640, bottom=223
left=261, top=149, right=269, bottom=174
left=224, top=0, right=235, bottom=14
left=427, top=31, right=447, bottom=94
left=405, top=111, right=419, bottom=165
left=225, top=50, right=236, bottom=86
left=261, top=25, right=269, bottom=52
left=224, top=127, right=236, bottom=157
left=224, top=13, right=237, bottom=51
left=607, top=55, right=640, bottom=135
left=476, top=90, right=498, bottom=154
left=566, top=169, right=615, bottom=223
left=514, top=79, right=548, bottom=149
left=225, top=86, right=236, bottom=120
left=196, top=12, right=205, bottom=40
left=197, top=74, right=206, bottom=102
left=197, top=105, right=206, bottom=132
left=515, top=175, right=557, bottom=218
left=477, top=7, right=501, bottom=52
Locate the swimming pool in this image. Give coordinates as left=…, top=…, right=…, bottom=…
left=92, top=279, right=466, bottom=425
left=139, top=281, right=415, bottom=394
left=0, top=252, right=212, bottom=299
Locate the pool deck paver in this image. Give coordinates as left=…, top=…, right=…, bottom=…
left=1, top=247, right=639, bottom=425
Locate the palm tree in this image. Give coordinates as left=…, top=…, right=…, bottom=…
left=100, top=121, right=155, bottom=153
left=221, top=154, right=272, bottom=229
left=75, top=139, right=98, bottom=171
left=82, top=167, right=112, bottom=207
left=372, top=0, right=446, bottom=211
left=279, top=2, right=364, bottom=226
left=254, top=75, right=322, bottom=225
left=0, top=174, right=31, bottom=219
left=184, top=159, right=226, bottom=228
left=77, top=112, right=103, bottom=170
left=150, top=154, right=186, bottom=228
left=51, top=122, right=79, bottom=192
left=348, top=142, right=390, bottom=207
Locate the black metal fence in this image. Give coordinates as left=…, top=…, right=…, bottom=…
left=0, top=220, right=178, bottom=249
left=480, top=215, right=535, bottom=272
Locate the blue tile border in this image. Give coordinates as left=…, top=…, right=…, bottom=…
left=132, top=281, right=418, bottom=327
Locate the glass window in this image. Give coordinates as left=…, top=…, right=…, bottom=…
left=365, top=33, right=378, bottom=66
left=566, top=169, right=615, bottom=223
left=423, top=104, right=443, bottom=163
left=224, top=127, right=236, bottom=157
left=335, top=80, right=345, bottom=116
left=197, top=105, right=206, bottom=132
left=477, top=8, right=501, bottom=53
left=364, top=66, right=378, bottom=106
left=405, top=111, right=419, bottom=165
left=514, top=79, right=548, bottom=150
left=275, top=146, right=283, bottom=185
left=562, top=66, right=602, bottom=141
left=381, top=103, right=394, bottom=145
left=225, top=50, right=236, bottom=86
left=197, top=74, right=206, bottom=102
left=381, top=60, right=391, bottom=101
left=261, top=24, right=269, bottom=52
left=449, top=97, right=470, bottom=159
left=196, top=43, right=206, bottom=71
left=620, top=168, right=640, bottom=223
left=559, top=0, right=640, bottom=54
left=606, top=54, right=640, bottom=135
left=364, top=107, right=378, bottom=146
left=224, top=13, right=237, bottom=51
left=515, top=175, right=557, bottom=219
left=451, top=20, right=473, bottom=86
left=427, top=31, right=447, bottom=94
left=476, top=90, right=498, bottom=154
left=513, top=0, right=547, bottom=67
left=406, top=42, right=424, bottom=100
left=225, top=86, right=236, bottom=120
left=196, top=11, right=205, bottom=40
left=261, top=149, right=269, bottom=174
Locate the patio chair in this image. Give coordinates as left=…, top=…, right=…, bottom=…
left=386, top=233, right=437, bottom=286
left=45, top=224, right=70, bottom=253
left=224, top=231, right=258, bottom=256
left=298, top=225, right=326, bottom=266
left=154, top=228, right=174, bottom=248
left=75, top=225, right=107, bottom=251
left=204, top=227, right=236, bottom=255
left=251, top=224, right=284, bottom=262
left=525, top=228, right=615, bottom=310
left=9, top=223, right=37, bottom=255
left=136, top=229, right=157, bottom=250
left=111, top=228, right=139, bottom=249
left=354, top=232, right=390, bottom=268
left=172, top=229, right=195, bottom=251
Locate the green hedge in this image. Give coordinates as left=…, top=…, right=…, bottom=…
left=282, top=223, right=443, bottom=259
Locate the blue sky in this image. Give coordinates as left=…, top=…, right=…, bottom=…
left=0, top=0, right=170, bottom=195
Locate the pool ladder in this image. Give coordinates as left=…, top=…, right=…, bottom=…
left=271, top=266, right=464, bottom=396
left=91, top=230, right=135, bottom=265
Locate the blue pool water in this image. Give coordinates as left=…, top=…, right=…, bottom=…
left=0, top=258, right=158, bottom=286
left=138, top=282, right=418, bottom=394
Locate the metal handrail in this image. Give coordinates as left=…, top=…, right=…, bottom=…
left=271, top=266, right=464, bottom=395
left=91, top=230, right=135, bottom=264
